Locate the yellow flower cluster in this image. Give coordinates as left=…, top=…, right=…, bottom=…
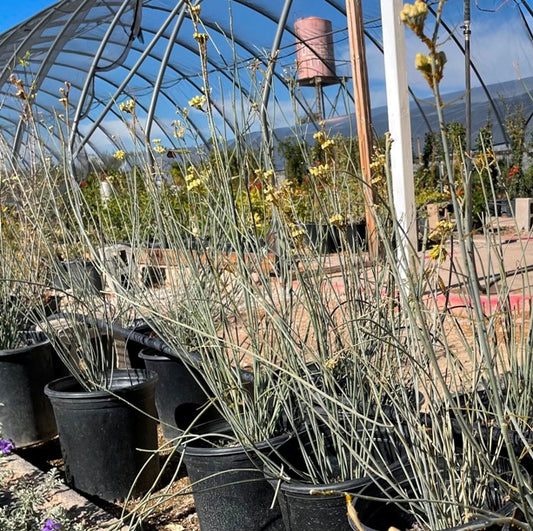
left=190, top=4, right=201, bottom=18
left=58, top=82, right=70, bottom=108
left=289, top=223, right=306, bottom=239
left=329, top=213, right=344, bottom=227
left=264, top=184, right=280, bottom=206
left=325, top=353, right=342, bottom=370
left=185, top=166, right=207, bottom=192
left=264, top=180, right=292, bottom=208
left=254, top=168, right=275, bottom=182
left=399, top=0, right=428, bottom=37
left=428, top=220, right=455, bottom=263
left=309, top=163, right=331, bottom=179
left=193, top=32, right=209, bottom=44
left=429, top=244, right=447, bottom=263
left=313, top=131, right=326, bottom=143
left=113, top=150, right=125, bottom=161
left=369, top=152, right=387, bottom=185
left=172, top=120, right=185, bottom=138
left=152, top=139, right=167, bottom=155
left=473, top=148, right=497, bottom=170
left=9, top=74, right=26, bottom=100
left=247, top=211, right=264, bottom=231
left=18, top=51, right=31, bottom=67
left=313, top=130, right=335, bottom=151
left=188, top=94, right=207, bottom=110
left=415, top=51, right=447, bottom=85
left=428, top=220, right=455, bottom=242
left=119, top=99, right=135, bottom=114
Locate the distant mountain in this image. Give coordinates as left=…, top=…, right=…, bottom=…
left=262, top=76, right=533, bottom=169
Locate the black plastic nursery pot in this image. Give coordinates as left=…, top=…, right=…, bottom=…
left=139, top=347, right=219, bottom=440
left=182, top=430, right=293, bottom=531
left=345, top=221, right=367, bottom=251
left=44, top=369, right=159, bottom=502
left=0, top=334, right=57, bottom=447
left=349, top=458, right=527, bottom=531
left=304, top=223, right=338, bottom=254
left=124, top=321, right=155, bottom=368
left=51, top=259, right=103, bottom=294
left=279, top=475, right=377, bottom=531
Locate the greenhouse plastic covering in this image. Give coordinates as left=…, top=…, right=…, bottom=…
left=2, top=0, right=533, bottom=167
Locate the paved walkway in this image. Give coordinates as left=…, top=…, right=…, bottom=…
left=1, top=453, right=126, bottom=530
left=428, top=216, right=533, bottom=312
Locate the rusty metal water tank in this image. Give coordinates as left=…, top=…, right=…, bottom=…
left=294, top=17, right=337, bottom=86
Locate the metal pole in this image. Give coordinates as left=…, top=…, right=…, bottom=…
left=463, top=0, right=476, bottom=268
left=464, top=0, right=472, bottom=224
left=260, top=0, right=293, bottom=163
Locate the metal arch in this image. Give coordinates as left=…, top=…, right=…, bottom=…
left=3, top=0, right=449, bottom=161
left=192, top=14, right=322, bottom=127
left=144, top=2, right=188, bottom=139
left=12, top=0, right=98, bottom=158
left=71, top=1, right=198, bottom=158
left=1, top=64, right=167, bottom=160
left=231, top=0, right=285, bottom=28
left=95, top=0, right=144, bottom=73
left=0, top=91, right=123, bottom=165
left=49, top=62, right=179, bottom=148
left=0, top=0, right=78, bottom=62
left=0, top=7, right=61, bottom=87
left=261, top=0, right=294, bottom=157
left=4, top=0, right=326, bottom=159
left=71, top=12, right=297, bottom=156
left=41, top=25, right=242, bottom=149
left=70, top=0, right=152, bottom=149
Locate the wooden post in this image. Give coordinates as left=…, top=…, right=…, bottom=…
left=345, top=0, right=377, bottom=258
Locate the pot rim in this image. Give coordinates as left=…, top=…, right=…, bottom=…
left=182, top=430, right=293, bottom=458
left=0, top=336, right=51, bottom=358
left=44, top=368, right=158, bottom=400
left=280, top=474, right=373, bottom=496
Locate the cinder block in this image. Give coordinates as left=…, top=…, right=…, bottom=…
left=515, top=198, right=533, bottom=232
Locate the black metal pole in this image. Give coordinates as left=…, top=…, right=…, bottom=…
left=464, top=0, right=471, bottom=171
left=464, top=0, right=475, bottom=258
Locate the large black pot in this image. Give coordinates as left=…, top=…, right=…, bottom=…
left=123, top=321, right=154, bottom=368
left=345, top=221, right=367, bottom=251
left=304, top=223, right=338, bottom=254
left=279, top=475, right=376, bottom=531
left=51, top=259, right=103, bottom=294
left=0, top=333, right=57, bottom=447
left=138, top=347, right=219, bottom=440
left=182, top=429, right=292, bottom=531
left=44, top=369, right=159, bottom=502
left=350, top=457, right=526, bottom=531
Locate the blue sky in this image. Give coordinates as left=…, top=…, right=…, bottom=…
left=0, top=0, right=51, bottom=33
left=2, top=0, right=533, bottom=152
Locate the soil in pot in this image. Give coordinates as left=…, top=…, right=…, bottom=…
left=44, top=368, right=160, bottom=502
left=0, top=332, right=57, bottom=447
